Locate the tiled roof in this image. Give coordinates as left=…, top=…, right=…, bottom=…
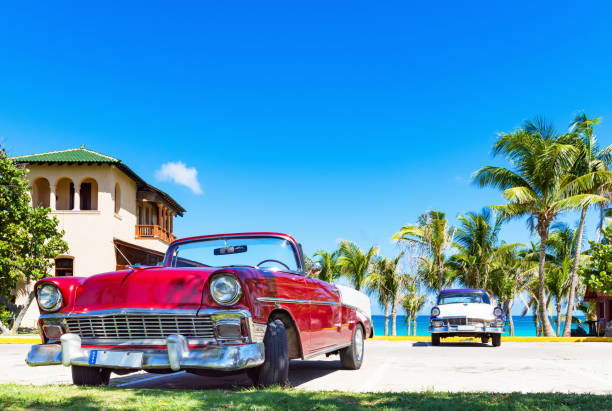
left=11, top=146, right=185, bottom=216
left=10, top=147, right=118, bottom=163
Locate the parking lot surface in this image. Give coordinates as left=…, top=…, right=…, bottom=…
left=3, top=340, right=611, bottom=393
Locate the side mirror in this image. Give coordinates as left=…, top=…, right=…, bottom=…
left=310, top=262, right=322, bottom=277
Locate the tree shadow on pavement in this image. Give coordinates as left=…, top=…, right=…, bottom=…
left=108, top=359, right=340, bottom=390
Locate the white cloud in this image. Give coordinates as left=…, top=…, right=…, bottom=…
left=155, top=161, right=203, bottom=195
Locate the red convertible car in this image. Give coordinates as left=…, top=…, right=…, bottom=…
left=26, top=232, right=373, bottom=387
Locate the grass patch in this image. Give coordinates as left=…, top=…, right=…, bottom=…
left=0, top=385, right=610, bottom=410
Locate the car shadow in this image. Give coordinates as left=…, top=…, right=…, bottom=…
left=109, top=359, right=341, bottom=390
left=412, top=341, right=491, bottom=347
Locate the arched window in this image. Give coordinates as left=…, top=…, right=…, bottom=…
left=55, top=257, right=74, bottom=276
left=55, top=178, right=74, bottom=210
left=80, top=178, right=98, bottom=210
left=31, top=178, right=50, bottom=208
left=114, top=183, right=121, bottom=214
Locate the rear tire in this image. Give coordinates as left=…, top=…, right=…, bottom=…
left=247, top=319, right=289, bottom=387
left=431, top=334, right=440, bottom=346
left=481, top=336, right=490, bottom=344
left=492, top=334, right=501, bottom=347
left=71, top=366, right=111, bottom=386
left=340, top=324, right=364, bottom=370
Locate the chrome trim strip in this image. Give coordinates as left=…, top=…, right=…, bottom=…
left=256, top=297, right=372, bottom=324
left=435, top=316, right=495, bottom=321
left=341, top=303, right=372, bottom=322
left=40, top=308, right=199, bottom=319
left=303, top=343, right=351, bottom=360
left=79, top=338, right=217, bottom=346
left=256, top=297, right=341, bottom=306
left=429, top=327, right=504, bottom=334
left=40, top=308, right=251, bottom=319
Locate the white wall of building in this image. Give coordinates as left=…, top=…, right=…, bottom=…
left=17, top=164, right=173, bottom=327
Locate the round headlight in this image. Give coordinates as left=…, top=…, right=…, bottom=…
left=493, top=307, right=503, bottom=318
left=431, top=306, right=440, bottom=317
left=210, top=274, right=242, bottom=306
left=37, top=283, right=62, bottom=312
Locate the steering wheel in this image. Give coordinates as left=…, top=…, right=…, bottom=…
left=256, top=259, right=291, bottom=270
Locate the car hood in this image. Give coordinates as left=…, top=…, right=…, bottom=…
left=436, top=303, right=495, bottom=320
left=72, top=267, right=216, bottom=312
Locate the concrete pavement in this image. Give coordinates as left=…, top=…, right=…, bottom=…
left=3, top=340, right=611, bottom=393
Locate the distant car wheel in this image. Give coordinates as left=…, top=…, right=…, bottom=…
left=247, top=319, right=289, bottom=387
left=71, top=365, right=111, bottom=386
left=431, top=334, right=441, bottom=346
left=481, top=336, right=489, bottom=344
left=492, top=334, right=501, bottom=347
left=340, top=324, right=365, bottom=370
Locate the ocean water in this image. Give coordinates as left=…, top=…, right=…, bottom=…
left=373, top=315, right=585, bottom=337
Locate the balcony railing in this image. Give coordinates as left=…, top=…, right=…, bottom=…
left=135, top=225, right=176, bottom=244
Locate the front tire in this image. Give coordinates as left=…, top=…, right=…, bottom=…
left=340, top=324, right=364, bottom=370
left=481, top=336, right=490, bottom=344
left=247, top=319, right=289, bottom=387
left=71, top=366, right=111, bottom=386
left=492, top=334, right=501, bottom=347
left=431, top=334, right=440, bottom=346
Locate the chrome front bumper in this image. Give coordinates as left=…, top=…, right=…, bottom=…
left=26, top=333, right=264, bottom=371
left=428, top=326, right=504, bottom=334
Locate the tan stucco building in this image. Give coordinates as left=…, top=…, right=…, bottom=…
left=11, top=147, right=185, bottom=326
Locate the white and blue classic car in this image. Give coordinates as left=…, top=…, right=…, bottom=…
left=428, top=289, right=504, bottom=346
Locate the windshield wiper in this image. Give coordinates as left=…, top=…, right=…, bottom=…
left=220, top=264, right=257, bottom=269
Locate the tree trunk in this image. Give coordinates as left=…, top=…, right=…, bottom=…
left=384, top=303, right=389, bottom=336
left=391, top=299, right=397, bottom=336
left=406, top=315, right=411, bottom=336
left=413, top=317, right=417, bottom=336
left=556, top=302, right=562, bottom=337
left=562, top=207, right=587, bottom=336
left=11, top=291, right=35, bottom=334
left=437, top=259, right=443, bottom=291
left=537, top=227, right=556, bottom=336
left=505, top=300, right=514, bottom=336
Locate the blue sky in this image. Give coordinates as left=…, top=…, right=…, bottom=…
left=2, top=2, right=612, bottom=315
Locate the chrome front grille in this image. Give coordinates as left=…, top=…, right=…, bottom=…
left=65, top=314, right=215, bottom=340
left=442, top=318, right=487, bottom=327
left=447, top=318, right=467, bottom=326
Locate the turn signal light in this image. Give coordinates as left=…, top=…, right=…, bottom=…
left=42, top=325, right=63, bottom=340
left=215, top=323, right=242, bottom=339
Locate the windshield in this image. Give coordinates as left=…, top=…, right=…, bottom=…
left=165, top=236, right=301, bottom=272
left=438, top=292, right=490, bottom=305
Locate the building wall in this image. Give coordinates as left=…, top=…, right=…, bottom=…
left=17, top=164, right=171, bottom=327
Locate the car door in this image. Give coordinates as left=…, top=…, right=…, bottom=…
left=306, top=278, right=342, bottom=351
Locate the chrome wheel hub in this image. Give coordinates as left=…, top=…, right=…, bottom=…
left=354, top=327, right=364, bottom=361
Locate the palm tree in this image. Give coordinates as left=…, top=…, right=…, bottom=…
left=545, top=260, right=571, bottom=336
left=488, top=245, right=536, bottom=336
left=386, top=252, right=408, bottom=336
left=547, top=223, right=576, bottom=335
left=519, top=276, right=548, bottom=336
left=451, top=208, right=504, bottom=289
left=313, top=250, right=342, bottom=283
left=561, top=113, right=612, bottom=336
left=366, top=257, right=392, bottom=336
left=393, top=210, right=454, bottom=292
left=474, top=118, right=609, bottom=336
left=338, top=240, right=378, bottom=292
left=365, top=252, right=408, bottom=336
left=401, top=285, right=427, bottom=336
